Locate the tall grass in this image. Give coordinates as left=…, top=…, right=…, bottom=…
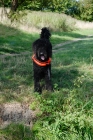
left=20, top=11, right=76, bottom=31
left=0, top=8, right=93, bottom=33
left=0, top=9, right=76, bottom=32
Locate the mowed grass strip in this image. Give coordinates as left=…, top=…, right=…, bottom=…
left=1, top=23, right=93, bottom=54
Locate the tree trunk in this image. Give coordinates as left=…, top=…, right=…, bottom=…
left=11, top=0, right=18, bottom=11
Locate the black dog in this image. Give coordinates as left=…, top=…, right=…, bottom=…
left=32, top=27, right=53, bottom=93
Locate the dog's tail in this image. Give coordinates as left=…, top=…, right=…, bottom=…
left=40, top=27, right=51, bottom=39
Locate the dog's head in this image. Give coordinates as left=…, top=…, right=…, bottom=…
left=34, top=39, right=51, bottom=62
left=32, top=27, right=52, bottom=62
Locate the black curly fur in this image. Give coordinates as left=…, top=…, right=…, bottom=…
left=40, top=27, right=51, bottom=39
left=32, top=27, right=53, bottom=94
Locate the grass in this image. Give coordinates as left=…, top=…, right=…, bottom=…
left=0, top=23, right=93, bottom=140
left=0, top=24, right=39, bottom=54
left=0, top=23, right=93, bottom=54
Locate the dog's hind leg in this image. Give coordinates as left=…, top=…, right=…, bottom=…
left=45, top=68, right=53, bottom=91
left=34, top=77, right=42, bottom=94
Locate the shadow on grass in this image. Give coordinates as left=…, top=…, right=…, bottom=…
left=51, top=30, right=89, bottom=46
left=52, top=67, right=79, bottom=89
left=0, top=23, right=91, bottom=54
left=53, top=31, right=87, bottom=38
left=0, top=54, right=34, bottom=102
left=0, top=24, right=39, bottom=54
left=53, top=39, right=93, bottom=64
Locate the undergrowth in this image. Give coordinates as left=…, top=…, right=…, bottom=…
left=1, top=85, right=93, bottom=140
left=30, top=77, right=93, bottom=140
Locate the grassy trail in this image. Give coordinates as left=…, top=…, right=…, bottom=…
left=54, top=35, right=93, bottom=48
left=0, top=35, right=93, bottom=57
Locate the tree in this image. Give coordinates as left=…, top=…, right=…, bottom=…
left=79, top=0, right=93, bottom=21
left=0, top=0, right=93, bottom=21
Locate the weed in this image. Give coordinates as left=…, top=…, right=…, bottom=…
left=31, top=86, right=93, bottom=140
left=0, top=124, right=32, bottom=140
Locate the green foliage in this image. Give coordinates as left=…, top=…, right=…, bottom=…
left=79, top=0, right=93, bottom=21
left=32, top=89, right=93, bottom=140
left=1, top=0, right=93, bottom=21
left=32, top=73, right=93, bottom=139
left=0, top=0, right=73, bottom=12
left=0, top=124, right=32, bottom=140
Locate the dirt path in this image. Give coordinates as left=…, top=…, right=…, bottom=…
left=0, top=103, right=36, bottom=128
